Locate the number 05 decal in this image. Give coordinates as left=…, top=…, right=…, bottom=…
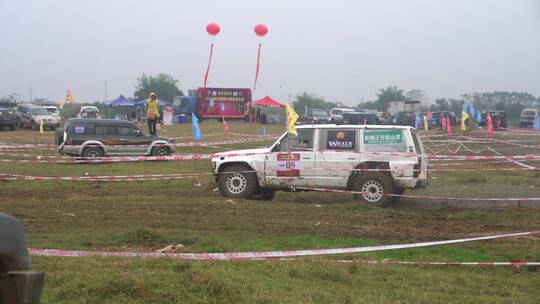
left=276, top=153, right=301, bottom=177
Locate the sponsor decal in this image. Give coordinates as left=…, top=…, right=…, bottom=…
left=327, top=130, right=355, bottom=150
left=276, top=153, right=301, bottom=177
left=74, top=125, right=85, bottom=134
left=364, top=130, right=403, bottom=144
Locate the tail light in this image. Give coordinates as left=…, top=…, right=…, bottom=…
left=413, top=157, right=421, bottom=178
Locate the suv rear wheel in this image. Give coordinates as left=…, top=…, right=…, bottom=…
left=31, top=121, right=37, bottom=131
left=82, top=147, right=104, bottom=158
left=351, top=173, right=394, bottom=206
left=218, top=164, right=258, bottom=198
left=152, top=146, right=170, bottom=156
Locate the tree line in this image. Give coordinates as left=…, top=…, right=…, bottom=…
left=293, top=86, right=540, bottom=119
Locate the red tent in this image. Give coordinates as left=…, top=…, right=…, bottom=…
left=249, top=96, right=285, bottom=108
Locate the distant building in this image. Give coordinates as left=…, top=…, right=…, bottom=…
left=388, top=100, right=421, bottom=115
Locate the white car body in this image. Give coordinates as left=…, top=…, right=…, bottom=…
left=212, top=125, right=428, bottom=198
left=330, top=108, right=355, bottom=123
left=77, top=106, right=101, bottom=119
left=44, top=106, right=60, bottom=116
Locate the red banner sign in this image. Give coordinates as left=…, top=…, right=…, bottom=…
left=198, top=87, right=251, bottom=119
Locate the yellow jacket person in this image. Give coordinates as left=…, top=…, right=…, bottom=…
left=146, top=92, right=160, bottom=119
left=146, top=92, right=160, bottom=135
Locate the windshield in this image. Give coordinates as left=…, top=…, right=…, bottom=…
left=46, top=107, right=59, bottom=114
left=522, top=111, right=536, bottom=116
left=82, top=107, right=99, bottom=113
left=30, top=107, right=50, bottom=115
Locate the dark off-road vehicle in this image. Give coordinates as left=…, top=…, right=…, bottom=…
left=0, top=107, right=17, bottom=130
left=56, top=118, right=176, bottom=157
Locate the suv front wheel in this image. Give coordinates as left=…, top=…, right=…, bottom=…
left=82, top=147, right=104, bottom=158
left=351, top=173, right=394, bottom=206
left=218, top=164, right=258, bottom=198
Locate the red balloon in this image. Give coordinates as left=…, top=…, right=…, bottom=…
left=206, top=23, right=220, bottom=36
left=254, top=24, right=268, bottom=37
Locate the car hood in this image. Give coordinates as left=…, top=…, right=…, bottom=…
left=213, top=148, right=269, bottom=158
left=35, top=115, right=58, bottom=120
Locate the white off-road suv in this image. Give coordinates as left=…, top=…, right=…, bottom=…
left=212, top=125, right=428, bottom=205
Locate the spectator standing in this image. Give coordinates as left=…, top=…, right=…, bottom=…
left=145, top=92, right=160, bottom=135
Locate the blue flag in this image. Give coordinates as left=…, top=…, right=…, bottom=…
left=192, top=113, right=203, bottom=141
left=469, top=103, right=476, bottom=117
left=414, top=114, right=421, bottom=129
left=476, top=111, right=482, bottom=123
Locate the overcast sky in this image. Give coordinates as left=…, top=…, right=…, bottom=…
left=1, top=0, right=539, bottom=105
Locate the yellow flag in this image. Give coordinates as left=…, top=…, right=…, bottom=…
left=39, top=119, right=44, bottom=134
left=423, top=115, right=428, bottom=131
left=461, top=111, right=469, bottom=131
left=58, top=100, right=65, bottom=110
left=286, top=105, right=299, bottom=136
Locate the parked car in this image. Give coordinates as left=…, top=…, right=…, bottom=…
left=44, top=105, right=61, bottom=117
left=56, top=118, right=176, bottom=157
left=266, top=114, right=281, bottom=124
left=301, top=109, right=330, bottom=124
left=520, top=109, right=538, bottom=128
left=77, top=106, right=101, bottom=119
left=16, top=104, right=61, bottom=131
left=478, top=111, right=507, bottom=128
left=390, top=111, right=416, bottom=127
left=330, top=108, right=355, bottom=123
left=0, top=107, right=18, bottom=130
left=342, top=111, right=380, bottom=125
left=212, top=125, right=428, bottom=205
left=0, top=213, right=45, bottom=304
left=429, top=111, right=456, bottom=128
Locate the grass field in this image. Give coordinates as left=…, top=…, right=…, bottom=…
left=1, top=121, right=540, bottom=303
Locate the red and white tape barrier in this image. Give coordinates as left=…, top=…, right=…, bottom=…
left=330, top=259, right=540, bottom=267
left=29, top=230, right=540, bottom=260
left=0, top=173, right=197, bottom=181
left=1, top=150, right=539, bottom=164
left=0, top=153, right=212, bottom=164
left=292, top=186, right=540, bottom=202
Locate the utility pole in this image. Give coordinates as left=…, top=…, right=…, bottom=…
left=104, top=81, right=108, bottom=102
left=29, top=86, right=33, bottom=102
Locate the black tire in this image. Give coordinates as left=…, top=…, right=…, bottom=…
left=253, top=188, right=276, bottom=201
left=55, top=128, right=64, bottom=145
left=392, top=187, right=405, bottom=203
left=17, top=118, right=22, bottom=128
left=9, top=124, right=16, bottom=131
left=152, top=146, right=170, bottom=156
left=351, top=173, right=394, bottom=206
left=31, top=121, right=37, bottom=131
left=218, top=164, right=258, bottom=198
left=82, top=147, right=104, bottom=158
